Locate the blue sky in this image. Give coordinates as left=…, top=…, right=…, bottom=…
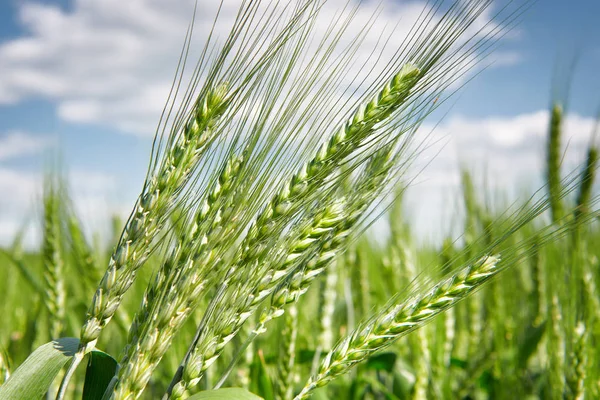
left=0, top=0, right=599, bottom=246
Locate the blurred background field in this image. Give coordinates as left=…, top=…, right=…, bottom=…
left=1, top=0, right=600, bottom=399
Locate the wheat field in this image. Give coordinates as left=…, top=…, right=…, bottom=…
left=0, top=0, right=599, bottom=399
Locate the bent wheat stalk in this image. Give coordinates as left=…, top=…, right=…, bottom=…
left=294, top=255, right=501, bottom=400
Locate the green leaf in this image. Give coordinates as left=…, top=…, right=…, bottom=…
left=0, top=250, right=46, bottom=297
left=249, top=352, right=274, bottom=400
left=0, top=337, right=79, bottom=400
left=297, top=349, right=317, bottom=364
left=392, top=359, right=415, bottom=398
left=450, top=357, right=468, bottom=369
left=365, top=352, right=397, bottom=372
left=82, top=350, right=119, bottom=400
left=361, top=376, right=402, bottom=400
left=187, top=388, right=263, bottom=400
left=311, top=389, right=330, bottom=400
left=518, top=321, right=546, bottom=369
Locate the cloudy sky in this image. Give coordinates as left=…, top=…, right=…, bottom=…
left=0, top=0, right=599, bottom=246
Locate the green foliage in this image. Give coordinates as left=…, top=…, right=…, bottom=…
left=0, top=1, right=599, bottom=400
left=0, top=338, right=79, bottom=400
left=249, top=352, right=275, bottom=400
left=82, top=350, right=118, bottom=400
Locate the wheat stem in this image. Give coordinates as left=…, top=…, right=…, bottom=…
left=275, top=304, right=299, bottom=400
left=547, top=104, right=564, bottom=223
left=568, top=322, right=587, bottom=399
left=548, top=294, right=566, bottom=399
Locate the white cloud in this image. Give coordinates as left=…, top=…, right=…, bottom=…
left=488, top=51, right=524, bottom=68
left=0, top=0, right=520, bottom=136
left=0, top=167, right=41, bottom=247
left=0, top=166, right=127, bottom=248
left=0, top=131, right=53, bottom=161
left=0, top=0, right=209, bottom=133
left=403, top=110, right=598, bottom=241
left=0, top=168, right=40, bottom=206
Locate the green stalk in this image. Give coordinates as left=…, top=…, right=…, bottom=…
left=547, top=104, right=564, bottom=223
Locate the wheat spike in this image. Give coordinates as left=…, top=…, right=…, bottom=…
left=295, top=255, right=500, bottom=400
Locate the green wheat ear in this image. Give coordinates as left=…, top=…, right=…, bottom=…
left=113, top=152, right=245, bottom=400
left=275, top=304, right=299, bottom=400
left=79, top=82, right=230, bottom=350
left=295, top=255, right=501, bottom=400
left=547, top=103, right=564, bottom=223
left=574, top=146, right=598, bottom=221
left=42, top=175, right=65, bottom=341
left=163, top=63, right=423, bottom=398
